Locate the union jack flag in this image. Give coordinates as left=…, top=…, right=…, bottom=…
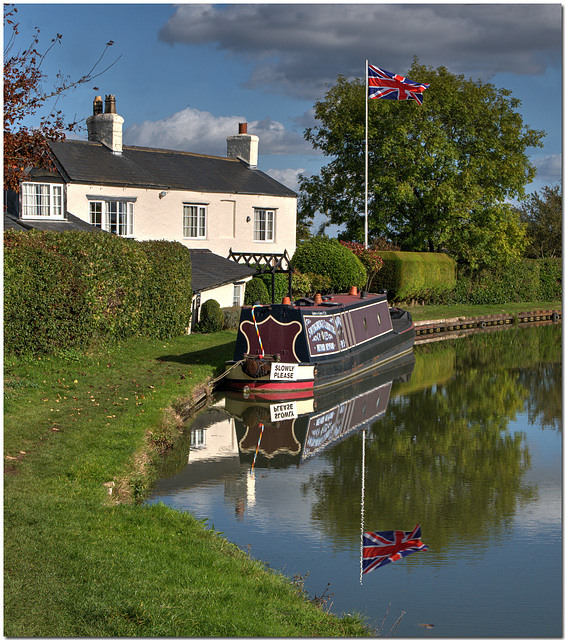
left=368, top=65, right=429, bottom=105
left=362, top=525, right=428, bottom=575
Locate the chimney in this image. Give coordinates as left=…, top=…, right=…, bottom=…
left=86, top=94, right=124, bottom=154
left=227, top=122, right=258, bottom=168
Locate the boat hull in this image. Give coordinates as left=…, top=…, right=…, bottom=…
left=224, top=292, right=415, bottom=400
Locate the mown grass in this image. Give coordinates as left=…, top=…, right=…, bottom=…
left=4, top=332, right=371, bottom=637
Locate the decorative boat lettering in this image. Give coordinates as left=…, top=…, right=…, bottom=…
left=270, top=401, right=298, bottom=422
left=270, top=363, right=298, bottom=380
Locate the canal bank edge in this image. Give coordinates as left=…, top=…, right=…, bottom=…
left=414, top=308, right=561, bottom=342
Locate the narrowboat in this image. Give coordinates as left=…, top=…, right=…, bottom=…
left=224, top=287, right=415, bottom=399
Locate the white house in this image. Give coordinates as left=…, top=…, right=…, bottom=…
left=5, top=95, right=299, bottom=326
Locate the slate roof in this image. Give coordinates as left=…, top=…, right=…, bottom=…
left=189, top=249, right=256, bottom=293
left=3, top=210, right=103, bottom=233
left=48, top=139, right=297, bottom=198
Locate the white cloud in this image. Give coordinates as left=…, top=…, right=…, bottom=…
left=533, top=154, right=562, bottom=184
left=124, top=106, right=314, bottom=158
left=159, top=4, right=561, bottom=99
left=263, top=167, right=305, bottom=193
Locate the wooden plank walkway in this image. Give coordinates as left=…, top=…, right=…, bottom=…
left=414, top=308, right=561, bottom=343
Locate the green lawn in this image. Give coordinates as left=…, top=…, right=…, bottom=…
left=4, top=332, right=371, bottom=637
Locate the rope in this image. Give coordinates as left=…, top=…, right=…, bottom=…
left=208, top=359, right=244, bottom=387
left=251, top=305, right=265, bottom=359
left=251, top=422, right=265, bottom=472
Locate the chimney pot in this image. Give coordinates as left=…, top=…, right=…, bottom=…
left=104, top=95, right=117, bottom=114
left=239, top=122, right=247, bottom=134
left=93, top=96, right=103, bottom=115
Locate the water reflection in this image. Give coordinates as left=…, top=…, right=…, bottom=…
left=227, top=353, right=415, bottom=469
left=149, top=325, right=562, bottom=637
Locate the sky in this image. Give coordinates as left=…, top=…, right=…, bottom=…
left=7, top=2, right=563, bottom=217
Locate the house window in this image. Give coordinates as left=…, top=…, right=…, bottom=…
left=233, top=284, right=243, bottom=307
left=21, top=182, right=63, bottom=218
left=254, top=209, right=275, bottom=242
left=183, top=204, right=207, bottom=238
left=89, top=200, right=134, bottom=237
left=191, top=429, right=206, bottom=448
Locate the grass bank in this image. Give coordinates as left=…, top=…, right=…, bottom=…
left=5, top=302, right=559, bottom=636
left=4, top=332, right=371, bottom=637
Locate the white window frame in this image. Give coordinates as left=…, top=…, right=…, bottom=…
left=254, top=208, right=275, bottom=242
left=89, top=200, right=134, bottom=237
left=233, top=283, right=243, bottom=307
left=183, top=204, right=207, bottom=239
left=21, top=182, right=64, bottom=219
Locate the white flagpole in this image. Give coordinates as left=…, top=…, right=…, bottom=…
left=364, top=59, right=369, bottom=249
left=360, top=428, right=366, bottom=584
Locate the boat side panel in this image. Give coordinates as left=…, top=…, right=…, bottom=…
left=239, top=318, right=303, bottom=362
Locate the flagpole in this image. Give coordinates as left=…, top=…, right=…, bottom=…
left=360, top=428, right=366, bottom=584
left=364, top=59, right=369, bottom=249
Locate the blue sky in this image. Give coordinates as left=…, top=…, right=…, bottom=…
left=8, top=3, right=562, bottom=206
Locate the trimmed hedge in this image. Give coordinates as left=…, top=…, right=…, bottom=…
left=431, top=258, right=562, bottom=305
left=372, top=251, right=456, bottom=301
left=244, top=277, right=270, bottom=305
left=255, top=272, right=290, bottom=304
left=292, top=237, right=366, bottom=292
left=4, top=230, right=192, bottom=356
left=197, top=299, right=223, bottom=333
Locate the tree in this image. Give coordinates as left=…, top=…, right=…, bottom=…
left=516, top=185, right=562, bottom=258
left=3, top=5, right=119, bottom=192
left=298, top=58, right=544, bottom=269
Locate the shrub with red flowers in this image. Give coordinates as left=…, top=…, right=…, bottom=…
left=339, top=242, right=384, bottom=292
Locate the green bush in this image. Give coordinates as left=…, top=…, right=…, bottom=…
left=429, top=257, right=562, bottom=305
left=197, top=299, right=223, bottom=333
left=373, top=251, right=456, bottom=301
left=138, top=240, right=192, bottom=338
left=244, top=277, right=270, bottom=305
left=538, top=258, right=562, bottom=301
left=222, top=306, right=242, bottom=330
left=256, top=272, right=290, bottom=303
left=4, top=236, right=90, bottom=355
left=4, top=230, right=193, bottom=356
left=291, top=236, right=366, bottom=292
left=291, top=270, right=333, bottom=298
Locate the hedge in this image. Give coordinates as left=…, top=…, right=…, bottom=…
left=430, top=257, right=561, bottom=305
left=4, top=230, right=192, bottom=356
left=372, top=251, right=456, bottom=301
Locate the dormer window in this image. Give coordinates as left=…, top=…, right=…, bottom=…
left=21, top=182, right=63, bottom=219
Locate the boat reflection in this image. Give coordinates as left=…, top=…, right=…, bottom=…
left=226, top=352, right=415, bottom=469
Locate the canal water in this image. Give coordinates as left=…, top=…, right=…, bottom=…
left=148, top=324, right=562, bottom=637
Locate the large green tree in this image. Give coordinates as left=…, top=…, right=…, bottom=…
left=516, top=184, right=562, bottom=258
left=299, top=59, right=545, bottom=269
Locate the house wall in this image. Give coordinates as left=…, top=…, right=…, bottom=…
left=65, top=184, right=297, bottom=259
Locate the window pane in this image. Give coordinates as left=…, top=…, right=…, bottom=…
left=90, top=202, right=102, bottom=227
left=21, top=183, right=63, bottom=217
left=183, top=205, right=206, bottom=238
left=254, top=209, right=274, bottom=241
